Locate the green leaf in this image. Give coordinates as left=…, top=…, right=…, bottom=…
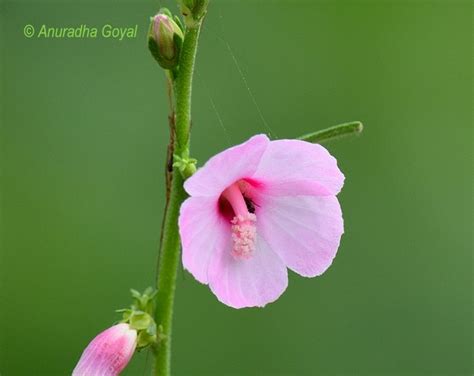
left=297, top=121, right=363, bottom=144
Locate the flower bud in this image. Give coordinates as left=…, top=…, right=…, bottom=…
left=148, top=11, right=184, bottom=70
left=72, top=323, right=137, bottom=376
left=179, top=0, right=209, bottom=26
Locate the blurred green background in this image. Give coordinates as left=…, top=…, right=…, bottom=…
left=0, top=0, right=472, bottom=375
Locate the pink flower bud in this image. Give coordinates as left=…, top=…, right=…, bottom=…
left=72, top=323, right=137, bottom=376
left=148, top=11, right=183, bottom=69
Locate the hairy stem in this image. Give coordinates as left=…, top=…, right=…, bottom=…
left=153, top=19, right=204, bottom=376
left=174, top=26, right=200, bottom=154
left=153, top=172, right=186, bottom=376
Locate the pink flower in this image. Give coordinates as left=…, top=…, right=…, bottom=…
left=72, top=323, right=137, bottom=376
left=179, top=134, right=345, bottom=308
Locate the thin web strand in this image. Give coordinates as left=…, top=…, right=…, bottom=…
left=142, top=348, right=151, bottom=376
left=205, top=7, right=277, bottom=138
left=196, top=70, right=232, bottom=146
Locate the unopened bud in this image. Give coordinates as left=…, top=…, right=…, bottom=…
left=72, top=323, right=137, bottom=376
left=178, top=0, right=209, bottom=27
left=148, top=11, right=184, bottom=70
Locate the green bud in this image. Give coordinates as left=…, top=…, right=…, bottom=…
left=117, top=288, right=159, bottom=349
left=173, top=153, right=197, bottom=179
left=178, top=0, right=209, bottom=27
left=148, top=10, right=184, bottom=70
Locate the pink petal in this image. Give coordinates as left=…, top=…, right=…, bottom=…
left=184, top=134, right=270, bottom=198
left=208, top=236, right=288, bottom=308
left=258, top=195, right=343, bottom=277
left=72, top=323, right=137, bottom=376
left=179, top=196, right=230, bottom=284
left=253, top=140, right=344, bottom=196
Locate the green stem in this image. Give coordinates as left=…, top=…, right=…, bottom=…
left=153, top=20, right=204, bottom=376
left=153, top=172, right=186, bottom=375
left=297, top=121, right=363, bottom=143
left=174, top=26, right=200, bottom=154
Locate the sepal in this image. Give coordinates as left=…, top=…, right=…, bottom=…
left=117, top=287, right=160, bottom=350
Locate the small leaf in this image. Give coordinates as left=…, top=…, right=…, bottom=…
left=297, top=121, right=363, bottom=144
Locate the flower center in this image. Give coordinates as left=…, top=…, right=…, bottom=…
left=221, top=182, right=257, bottom=260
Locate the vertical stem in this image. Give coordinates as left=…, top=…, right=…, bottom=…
left=154, top=172, right=186, bottom=376
left=153, top=20, right=204, bottom=376
left=174, top=26, right=200, bottom=153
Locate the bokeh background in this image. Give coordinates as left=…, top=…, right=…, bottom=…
left=0, top=0, right=472, bottom=375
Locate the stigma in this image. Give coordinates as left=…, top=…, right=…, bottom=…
left=222, top=182, right=258, bottom=260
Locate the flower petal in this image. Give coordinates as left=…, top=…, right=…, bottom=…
left=184, top=134, right=270, bottom=197
left=258, top=195, right=343, bottom=277
left=179, top=196, right=230, bottom=284
left=208, top=236, right=288, bottom=308
left=252, top=139, right=344, bottom=196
